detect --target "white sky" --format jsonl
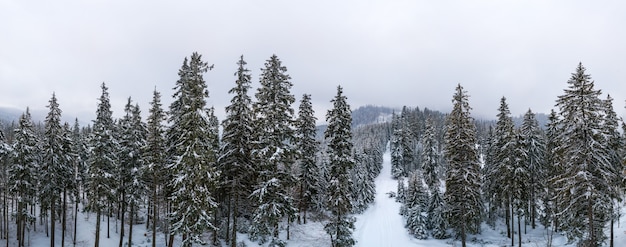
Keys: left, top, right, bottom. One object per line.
{"left": 2, "top": 0, "right": 626, "bottom": 123}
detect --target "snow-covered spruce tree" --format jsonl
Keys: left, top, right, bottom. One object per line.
{"left": 396, "top": 177, "right": 406, "bottom": 204}
{"left": 481, "top": 126, "right": 498, "bottom": 228}
{"left": 601, "top": 95, "right": 623, "bottom": 247}
{"left": 541, "top": 109, "right": 563, "bottom": 231}
{"left": 86, "top": 83, "right": 118, "bottom": 247}
{"left": 218, "top": 56, "right": 255, "bottom": 247}
{"left": 324, "top": 86, "right": 356, "bottom": 247}
{"left": 166, "top": 52, "right": 219, "bottom": 247}
{"left": 249, "top": 55, "right": 297, "bottom": 246}
{"left": 421, "top": 117, "right": 440, "bottom": 191}
{"left": 519, "top": 109, "right": 546, "bottom": 229}
{"left": 295, "top": 93, "right": 320, "bottom": 224}
{"left": 428, "top": 185, "right": 447, "bottom": 239}
{"left": 71, "top": 119, "right": 87, "bottom": 246}
{"left": 143, "top": 89, "right": 167, "bottom": 247}
{"left": 41, "top": 93, "right": 73, "bottom": 247}
{"left": 511, "top": 129, "right": 530, "bottom": 247}
{"left": 404, "top": 171, "right": 428, "bottom": 239}
{"left": 59, "top": 122, "right": 76, "bottom": 247}
{"left": 443, "top": 84, "right": 482, "bottom": 247}
{"left": 390, "top": 113, "right": 403, "bottom": 178}
{"left": 390, "top": 113, "right": 414, "bottom": 178}
{"left": 553, "top": 63, "right": 619, "bottom": 246}
{"left": 117, "top": 98, "right": 147, "bottom": 247}
{"left": 9, "top": 108, "right": 39, "bottom": 247}
{"left": 351, "top": 150, "right": 375, "bottom": 214}
{"left": 484, "top": 97, "right": 516, "bottom": 240}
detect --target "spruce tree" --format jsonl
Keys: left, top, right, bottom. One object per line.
{"left": 295, "top": 94, "right": 319, "bottom": 224}
{"left": 9, "top": 108, "right": 39, "bottom": 247}
{"left": 421, "top": 117, "right": 440, "bottom": 191}
{"left": 118, "top": 98, "right": 146, "bottom": 247}
{"left": 404, "top": 171, "right": 428, "bottom": 239}
{"left": 166, "top": 52, "right": 219, "bottom": 246}
{"left": 324, "top": 86, "right": 356, "bottom": 247}
{"left": 601, "top": 95, "right": 623, "bottom": 247}
{"left": 143, "top": 89, "right": 166, "bottom": 247}
{"left": 519, "top": 109, "right": 546, "bottom": 229}
{"left": 485, "top": 97, "right": 516, "bottom": 241}
{"left": 87, "top": 83, "right": 118, "bottom": 247}
{"left": 218, "top": 55, "right": 255, "bottom": 247}
{"left": 42, "top": 93, "right": 71, "bottom": 247}
{"left": 553, "top": 63, "right": 618, "bottom": 246}
{"left": 443, "top": 84, "right": 482, "bottom": 247}
{"left": 249, "top": 55, "right": 297, "bottom": 245}
{"left": 542, "top": 109, "right": 562, "bottom": 231}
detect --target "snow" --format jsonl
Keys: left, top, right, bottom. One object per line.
{"left": 5, "top": 144, "right": 626, "bottom": 247}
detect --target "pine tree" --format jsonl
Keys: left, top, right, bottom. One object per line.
{"left": 351, "top": 150, "right": 375, "bottom": 213}
{"left": 87, "top": 83, "right": 118, "bottom": 247}
{"left": 295, "top": 93, "right": 320, "bottom": 224}
{"left": 601, "top": 95, "right": 623, "bottom": 247}
{"left": 9, "top": 109, "right": 39, "bottom": 247}
{"left": 542, "top": 109, "right": 562, "bottom": 231}
{"left": 117, "top": 98, "right": 146, "bottom": 247}
{"left": 143, "top": 89, "right": 167, "bottom": 247}
{"left": 553, "top": 63, "right": 618, "bottom": 246}
{"left": 166, "top": 52, "right": 219, "bottom": 246}
{"left": 428, "top": 186, "right": 447, "bottom": 239}
{"left": 443, "top": 84, "right": 482, "bottom": 247}
{"left": 484, "top": 97, "right": 516, "bottom": 241}
{"left": 41, "top": 93, "right": 72, "bottom": 247}
{"left": 421, "top": 117, "right": 440, "bottom": 192}
{"left": 324, "top": 86, "right": 356, "bottom": 247}
{"left": 249, "top": 55, "right": 297, "bottom": 246}
{"left": 519, "top": 109, "right": 546, "bottom": 229}
{"left": 404, "top": 171, "right": 428, "bottom": 239}
{"left": 71, "top": 119, "right": 87, "bottom": 246}
{"left": 218, "top": 55, "right": 255, "bottom": 247}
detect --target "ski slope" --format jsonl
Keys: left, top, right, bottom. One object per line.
{"left": 353, "top": 147, "right": 416, "bottom": 246}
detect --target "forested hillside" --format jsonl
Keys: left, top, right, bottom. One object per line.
{"left": 0, "top": 56, "right": 625, "bottom": 247}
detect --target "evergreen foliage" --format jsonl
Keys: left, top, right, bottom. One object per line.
{"left": 8, "top": 109, "right": 39, "bottom": 247}
{"left": 219, "top": 55, "right": 255, "bottom": 247}
{"left": 166, "top": 52, "right": 219, "bottom": 246}
{"left": 295, "top": 94, "right": 320, "bottom": 224}
{"left": 443, "top": 84, "right": 482, "bottom": 247}
{"left": 324, "top": 86, "right": 356, "bottom": 247}
{"left": 403, "top": 171, "right": 428, "bottom": 239}
{"left": 553, "top": 63, "right": 620, "bottom": 246}
{"left": 86, "top": 83, "right": 118, "bottom": 247}
{"left": 249, "top": 55, "right": 297, "bottom": 245}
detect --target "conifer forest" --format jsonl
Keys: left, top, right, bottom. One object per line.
{"left": 1, "top": 53, "right": 626, "bottom": 247}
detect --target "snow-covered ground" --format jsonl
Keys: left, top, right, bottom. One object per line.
{"left": 354, "top": 145, "right": 626, "bottom": 247}
{"left": 4, "top": 146, "right": 626, "bottom": 246}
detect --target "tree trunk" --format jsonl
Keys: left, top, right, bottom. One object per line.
{"left": 107, "top": 205, "right": 111, "bottom": 238}
{"left": 226, "top": 194, "right": 231, "bottom": 242}
{"left": 62, "top": 189, "right": 67, "bottom": 247}
{"left": 511, "top": 205, "right": 514, "bottom": 247}
{"left": 152, "top": 185, "right": 157, "bottom": 247}
{"left": 51, "top": 199, "right": 56, "bottom": 247}
{"left": 119, "top": 204, "right": 125, "bottom": 247}
{"left": 610, "top": 217, "right": 614, "bottom": 247}
{"left": 74, "top": 198, "right": 78, "bottom": 246}
{"left": 587, "top": 197, "right": 596, "bottom": 244}
{"left": 95, "top": 210, "right": 101, "bottom": 247}
{"left": 506, "top": 201, "right": 511, "bottom": 238}
{"left": 168, "top": 234, "right": 175, "bottom": 247}
{"left": 231, "top": 195, "right": 238, "bottom": 247}
{"left": 128, "top": 202, "right": 134, "bottom": 247}
{"left": 517, "top": 214, "right": 521, "bottom": 247}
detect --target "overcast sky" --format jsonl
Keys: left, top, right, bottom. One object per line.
{"left": 2, "top": 0, "right": 626, "bottom": 124}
